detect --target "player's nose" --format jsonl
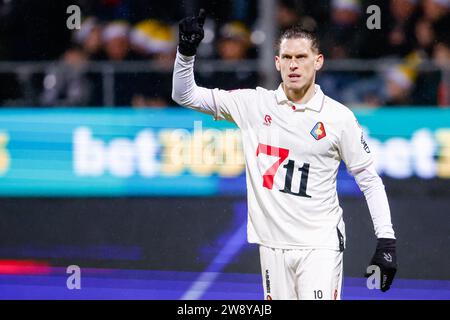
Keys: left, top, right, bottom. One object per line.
{"left": 289, "top": 59, "right": 298, "bottom": 70}
{"left": 289, "top": 62, "right": 298, "bottom": 70}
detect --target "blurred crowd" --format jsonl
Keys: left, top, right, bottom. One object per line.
{"left": 0, "top": 0, "right": 449, "bottom": 107}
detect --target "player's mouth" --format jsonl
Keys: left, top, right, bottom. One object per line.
{"left": 288, "top": 74, "right": 301, "bottom": 80}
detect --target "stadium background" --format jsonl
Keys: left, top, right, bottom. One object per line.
{"left": 0, "top": 0, "right": 449, "bottom": 299}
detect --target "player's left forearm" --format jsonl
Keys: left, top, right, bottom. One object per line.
{"left": 353, "top": 164, "right": 395, "bottom": 239}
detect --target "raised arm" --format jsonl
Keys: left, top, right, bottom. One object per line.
{"left": 172, "top": 52, "right": 218, "bottom": 117}
{"left": 171, "top": 9, "right": 218, "bottom": 117}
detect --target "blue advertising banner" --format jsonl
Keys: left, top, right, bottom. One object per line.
{"left": 0, "top": 107, "right": 448, "bottom": 196}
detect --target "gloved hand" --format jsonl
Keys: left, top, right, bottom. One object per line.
{"left": 178, "top": 9, "right": 206, "bottom": 56}
{"left": 365, "top": 238, "right": 397, "bottom": 292}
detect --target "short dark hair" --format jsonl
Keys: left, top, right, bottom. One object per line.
{"left": 276, "top": 26, "right": 320, "bottom": 54}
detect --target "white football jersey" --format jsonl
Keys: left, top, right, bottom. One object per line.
{"left": 211, "top": 84, "right": 373, "bottom": 250}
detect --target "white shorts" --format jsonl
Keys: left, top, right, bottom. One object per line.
{"left": 259, "top": 245, "right": 343, "bottom": 300}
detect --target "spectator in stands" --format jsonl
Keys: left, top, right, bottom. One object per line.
{"left": 322, "top": 0, "right": 363, "bottom": 59}
{"left": 197, "top": 21, "right": 259, "bottom": 91}
{"left": 40, "top": 46, "right": 92, "bottom": 107}
{"left": 384, "top": 64, "right": 417, "bottom": 105}
{"left": 358, "top": 0, "right": 418, "bottom": 58}
{"left": 433, "top": 40, "right": 450, "bottom": 106}
{"left": 343, "top": 63, "right": 418, "bottom": 107}
{"left": 409, "top": 16, "right": 442, "bottom": 105}
{"left": 410, "top": 5, "right": 449, "bottom": 105}
{"left": 1, "top": 0, "right": 449, "bottom": 107}
{"left": 130, "top": 19, "right": 177, "bottom": 107}
{"left": 198, "top": 0, "right": 258, "bottom": 27}
{"left": 411, "top": 0, "right": 448, "bottom": 55}
{"left": 413, "top": 38, "right": 450, "bottom": 106}
{"left": 102, "top": 20, "right": 134, "bottom": 61}
{"left": 73, "top": 17, "right": 104, "bottom": 60}
{"left": 130, "top": 20, "right": 176, "bottom": 60}
{"left": 433, "top": 34, "right": 450, "bottom": 66}
{"left": 71, "top": 17, "right": 104, "bottom": 106}
{"left": 277, "top": 0, "right": 302, "bottom": 31}
{"left": 276, "top": 0, "right": 318, "bottom": 34}
{"left": 385, "top": 0, "right": 419, "bottom": 57}
{"left": 340, "top": 53, "right": 421, "bottom": 107}
{"left": 422, "top": 0, "right": 449, "bottom": 22}
{"left": 338, "top": 74, "right": 386, "bottom": 107}
{"left": 415, "top": 18, "right": 436, "bottom": 56}
{"left": 217, "top": 22, "right": 252, "bottom": 61}
{"left": 101, "top": 20, "right": 140, "bottom": 106}
{"left": 416, "top": 1, "right": 450, "bottom": 58}
{"left": 317, "top": 0, "right": 363, "bottom": 103}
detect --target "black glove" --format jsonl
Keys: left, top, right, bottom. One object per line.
{"left": 365, "top": 238, "right": 397, "bottom": 292}
{"left": 178, "top": 9, "right": 206, "bottom": 56}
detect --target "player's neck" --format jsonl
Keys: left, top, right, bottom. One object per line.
{"left": 283, "top": 82, "right": 316, "bottom": 104}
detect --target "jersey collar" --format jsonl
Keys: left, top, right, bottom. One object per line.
{"left": 275, "top": 83, "right": 325, "bottom": 112}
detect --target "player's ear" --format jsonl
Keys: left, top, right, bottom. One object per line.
{"left": 275, "top": 56, "right": 281, "bottom": 72}
{"left": 314, "top": 53, "right": 324, "bottom": 71}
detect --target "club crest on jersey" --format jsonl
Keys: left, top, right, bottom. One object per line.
{"left": 263, "top": 114, "right": 272, "bottom": 126}
{"left": 310, "top": 122, "right": 326, "bottom": 140}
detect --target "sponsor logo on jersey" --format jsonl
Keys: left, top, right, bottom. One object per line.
{"left": 310, "top": 122, "right": 326, "bottom": 140}
{"left": 263, "top": 115, "right": 272, "bottom": 126}
{"left": 361, "top": 132, "right": 371, "bottom": 153}
{"left": 265, "top": 269, "right": 271, "bottom": 294}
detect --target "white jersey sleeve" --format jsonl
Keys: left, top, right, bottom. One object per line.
{"left": 353, "top": 164, "right": 396, "bottom": 239}
{"left": 338, "top": 111, "right": 373, "bottom": 172}
{"left": 172, "top": 50, "right": 255, "bottom": 127}
{"left": 338, "top": 110, "right": 395, "bottom": 239}
{"left": 171, "top": 51, "right": 217, "bottom": 116}
{"left": 211, "top": 88, "right": 256, "bottom": 127}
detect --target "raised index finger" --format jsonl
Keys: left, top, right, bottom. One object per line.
{"left": 197, "top": 8, "right": 206, "bottom": 27}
